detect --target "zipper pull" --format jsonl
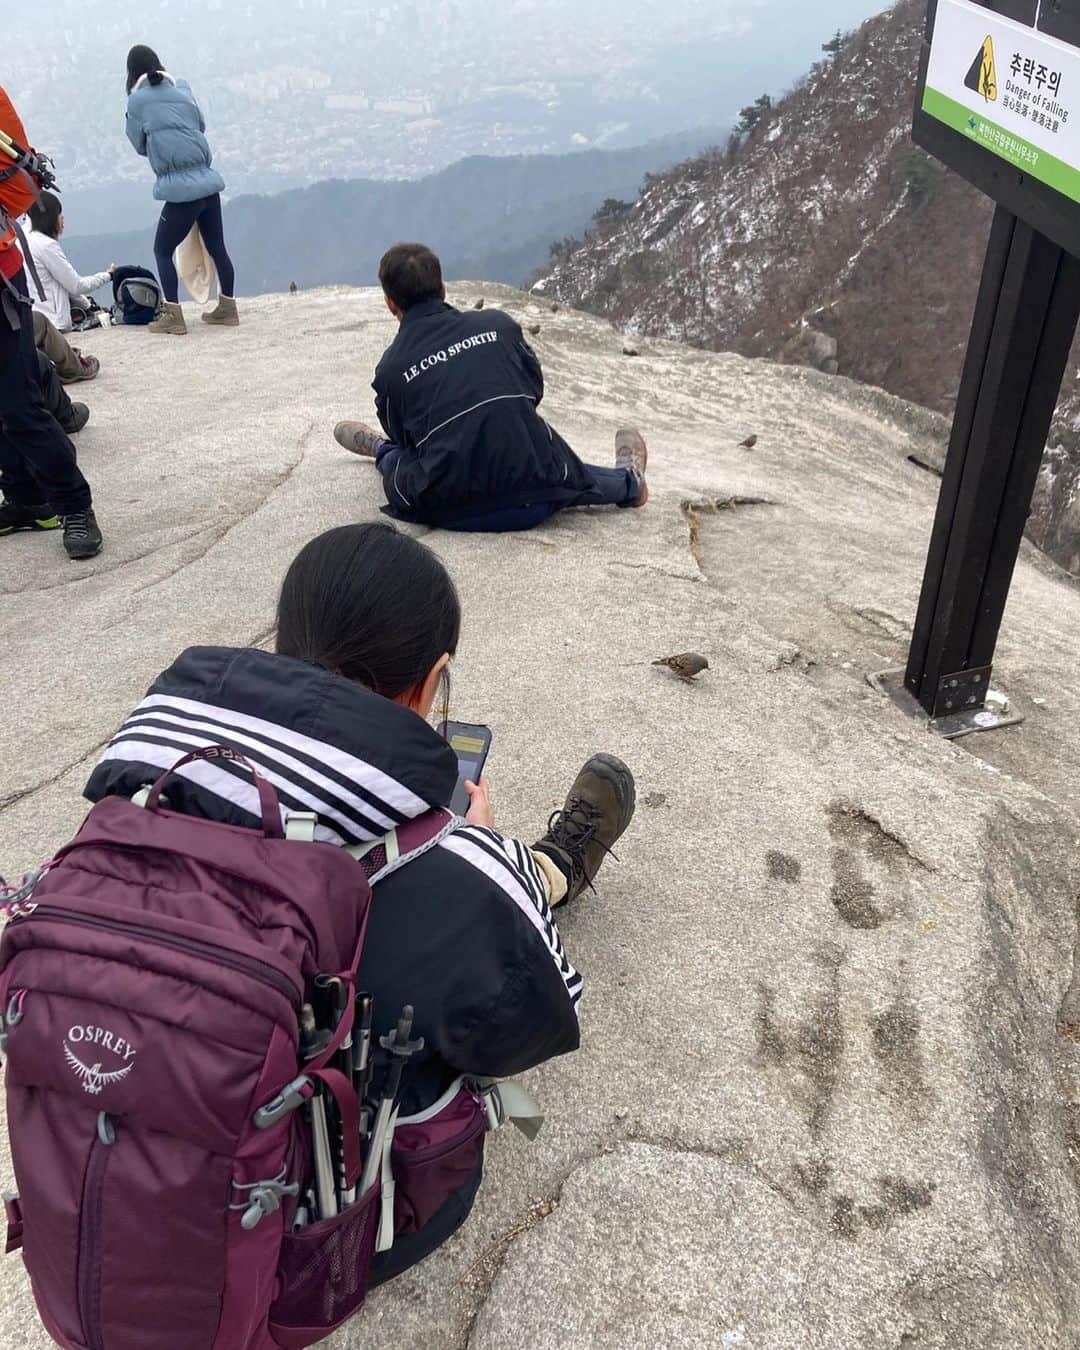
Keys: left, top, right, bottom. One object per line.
{"left": 0, "top": 989, "right": 27, "bottom": 1055}
{"left": 97, "top": 1112, "right": 117, "bottom": 1146}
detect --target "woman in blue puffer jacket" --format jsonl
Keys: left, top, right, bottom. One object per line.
{"left": 125, "top": 45, "right": 239, "bottom": 335}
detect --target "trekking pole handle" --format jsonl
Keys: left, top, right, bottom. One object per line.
{"left": 145, "top": 746, "right": 285, "bottom": 838}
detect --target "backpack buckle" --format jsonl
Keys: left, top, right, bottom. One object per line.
{"left": 253, "top": 1074, "right": 311, "bottom": 1129}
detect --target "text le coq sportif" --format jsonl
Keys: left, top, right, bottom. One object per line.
{"left": 402, "top": 330, "right": 499, "bottom": 384}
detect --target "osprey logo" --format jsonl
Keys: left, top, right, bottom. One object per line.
{"left": 64, "top": 1024, "right": 137, "bottom": 1095}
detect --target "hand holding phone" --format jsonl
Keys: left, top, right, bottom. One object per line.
{"left": 462, "top": 777, "right": 494, "bottom": 829}
{"left": 438, "top": 721, "right": 493, "bottom": 817}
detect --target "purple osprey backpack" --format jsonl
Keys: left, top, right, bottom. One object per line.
{"left": 0, "top": 748, "right": 493, "bottom": 1349}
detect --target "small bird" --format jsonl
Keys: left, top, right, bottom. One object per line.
{"left": 527, "top": 323, "right": 541, "bottom": 335}
{"left": 289, "top": 281, "right": 298, "bottom": 294}
{"left": 652, "top": 652, "right": 710, "bottom": 681}
{"left": 739, "top": 434, "right": 757, "bottom": 449}
{"left": 622, "top": 342, "right": 640, "bottom": 357}
{"left": 551, "top": 302, "right": 560, "bottom": 313}
{"left": 473, "top": 297, "right": 485, "bottom": 309}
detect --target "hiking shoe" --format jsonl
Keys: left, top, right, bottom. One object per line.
{"left": 615, "top": 428, "right": 648, "bottom": 507}
{"left": 334, "top": 420, "right": 388, "bottom": 459}
{"left": 0, "top": 501, "right": 60, "bottom": 535}
{"left": 61, "top": 509, "right": 103, "bottom": 560}
{"left": 59, "top": 402, "right": 90, "bottom": 435}
{"left": 202, "top": 296, "right": 239, "bottom": 327}
{"left": 59, "top": 353, "right": 100, "bottom": 385}
{"left": 149, "top": 302, "right": 187, "bottom": 335}
{"left": 534, "top": 754, "right": 636, "bottom": 903}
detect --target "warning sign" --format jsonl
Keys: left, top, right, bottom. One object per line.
{"left": 963, "top": 35, "right": 998, "bottom": 101}
{"left": 920, "top": 0, "right": 1080, "bottom": 207}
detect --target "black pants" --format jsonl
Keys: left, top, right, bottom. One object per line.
{"left": 36, "top": 351, "right": 78, "bottom": 430}
{"left": 0, "top": 269, "right": 91, "bottom": 515}
{"left": 154, "top": 194, "right": 236, "bottom": 303}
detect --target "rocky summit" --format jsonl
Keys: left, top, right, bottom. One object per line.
{"left": 2, "top": 287, "right": 1080, "bottom": 1348}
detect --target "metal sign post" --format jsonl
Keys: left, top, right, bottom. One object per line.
{"left": 902, "top": 209, "right": 1080, "bottom": 725}
{"left": 873, "top": 0, "right": 1080, "bottom": 736}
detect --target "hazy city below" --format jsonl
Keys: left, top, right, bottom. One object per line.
{"left": 15, "top": 0, "right": 887, "bottom": 233}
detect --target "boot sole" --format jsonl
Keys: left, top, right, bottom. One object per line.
{"left": 201, "top": 318, "right": 240, "bottom": 326}
{"left": 0, "top": 517, "right": 61, "bottom": 535}
{"left": 64, "top": 540, "right": 103, "bottom": 560}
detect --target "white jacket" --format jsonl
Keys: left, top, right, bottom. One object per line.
{"left": 21, "top": 226, "right": 110, "bottom": 332}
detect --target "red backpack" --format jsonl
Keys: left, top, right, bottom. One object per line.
{"left": 0, "top": 748, "right": 499, "bottom": 1349}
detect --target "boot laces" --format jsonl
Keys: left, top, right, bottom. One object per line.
{"left": 62, "top": 511, "right": 91, "bottom": 539}
{"left": 545, "top": 795, "right": 618, "bottom": 892}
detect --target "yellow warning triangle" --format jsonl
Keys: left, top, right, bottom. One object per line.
{"left": 964, "top": 36, "right": 998, "bottom": 102}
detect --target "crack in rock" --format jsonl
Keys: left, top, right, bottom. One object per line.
{"left": 0, "top": 736, "right": 111, "bottom": 816}
{"left": 132, "top": 421, "right": 316, "bottom": 600}
{"left": 681, "top": 495, "right": 776, "bottom": 572}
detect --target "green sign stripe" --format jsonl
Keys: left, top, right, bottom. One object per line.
{"left": 922, "top": 86, "right": 1080, "bottom": 205}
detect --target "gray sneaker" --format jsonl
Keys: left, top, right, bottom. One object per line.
{"left": 334, "top": 420, "right": 389, "bottom": 458}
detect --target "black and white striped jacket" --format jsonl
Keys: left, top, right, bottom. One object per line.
{"left": 84, "top": 647, "right": 582, "bottom": 1271}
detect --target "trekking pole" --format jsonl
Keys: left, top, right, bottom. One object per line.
{"left": 299, "top": 1004, "right": 337, "bottom": 1221}
{"left": 0, "top": 131, "right": 57, "bottom": 191}
{"left": 358, "top": 1006, "right": 424, "bottom": 1196}
{"left": 324, "top": 978, "right": 357, "bottom": 1208}
{"left": 352, "top": 994, "right": 374, "bottom": 1138}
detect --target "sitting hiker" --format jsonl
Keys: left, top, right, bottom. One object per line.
{"left": 82, "top": 521, "right": 636, "bottom": 1290}
{"left": 33, "top": 310, "right": 99, "bottom": 385}
{"left": 0, "top": 84, "right": 103, "bottom": 559}
{"left": 24, "top": 191, "right": 114, "bottom": 338}
{"left": 35, "top": 347, "right": 89, "bottom": 436}
{"left": 334, "top": 242, "right": 649, "bottom": 531}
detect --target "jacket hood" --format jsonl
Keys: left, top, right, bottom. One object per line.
{"left": 85, "top": 646, "right": 459, "bottom": 846}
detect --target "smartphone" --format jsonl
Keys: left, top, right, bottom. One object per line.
{"left": 438, "top": 721, "right": 493, "bottom": 816}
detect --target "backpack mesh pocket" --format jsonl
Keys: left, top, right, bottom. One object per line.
{"left": 269, "top": 1185, "right": 379, "bottom": 1349}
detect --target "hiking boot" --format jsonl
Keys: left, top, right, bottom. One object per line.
{"left": 202, "top": 296, "right": 239, "bottom": 327}
{"left": 0, "top": 501, "right": 60, "bottom": 535}
{"left": 61, "top": 509, "right": 103, "bottom": 560}
{"left": 149, "top": 302, "right": 187, "bottom": 335}
{"left": 334, "top": 420, "right": 388, "bottom": 459}
{"left": 59, "top": 353, "right": 100, "bottom": 384}
{"left": 59, "top": 402, "right": 90, "bottom": 435}
{"left": 615, "top": 428, "right": 649, "bottom": 507}
{"left": 534, "top": 754, "right": 636, "bottom": 903}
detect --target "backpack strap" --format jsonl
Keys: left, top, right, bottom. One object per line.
{"left": 343, "top": 808, "right": 457, "bottom": 885}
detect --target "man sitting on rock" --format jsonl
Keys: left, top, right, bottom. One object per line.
{"left": 334, "top": 242, "right": 649, "bottom": 532}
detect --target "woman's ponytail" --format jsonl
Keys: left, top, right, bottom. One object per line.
{"left": 126, "top": 44, "right": 165, "bottom": 95}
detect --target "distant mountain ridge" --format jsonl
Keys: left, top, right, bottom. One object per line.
{"left": 531, "top": 0, "right": 1080, "bottom": 574}
{"left": 62, "top": 133, "right": 720, "bottom": 297}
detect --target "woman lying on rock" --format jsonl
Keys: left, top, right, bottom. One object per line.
{"left": 334, "top": 242, "right": 650, "bottom": 532}
{"left": 83, "top": 520, "right": 636, "bottom": 1287}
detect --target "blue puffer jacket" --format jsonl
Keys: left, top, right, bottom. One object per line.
{"left": 125, "top": 74, "right": 226, "bottom": 203}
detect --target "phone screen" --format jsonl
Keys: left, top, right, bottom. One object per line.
{"left": 439, "top": 722, "right": 492, "bottom": 815}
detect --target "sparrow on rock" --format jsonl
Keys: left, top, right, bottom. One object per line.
{"left": 739, "top": 434, "right": 758, "bottom": 448}
{"left": 473, "top": 297, "right": 485, "bottom": 309}
{"left": 652, "top": 652, "right": 710, "bottom": 681}
{"left": 527, "top": 323, "right": 542, "bottom": 335}
{"left": 289, "top": 281, "right": 298, "bottom": 294}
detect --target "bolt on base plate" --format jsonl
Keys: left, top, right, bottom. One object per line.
{"left": 866, "top": 668, "right": 1024, "bottom": 740}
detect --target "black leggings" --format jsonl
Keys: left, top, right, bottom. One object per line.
{"left": 154, "top": 194, "right": 236, "bottom": 303}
